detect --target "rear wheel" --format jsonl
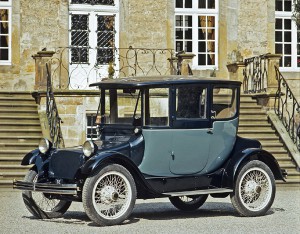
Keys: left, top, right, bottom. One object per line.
{"left": 83, "top": 164, "right": 137, "bottom": 226}
{"left": 22, "top": 170, "right": 72, "bottom": 219}
{"left": 230, "top": 160, "right": 275, "bottom": 216}
{"left": 169, "top": 194, "right": 208, "bottom": 211}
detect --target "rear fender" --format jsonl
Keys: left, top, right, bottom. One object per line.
{"left": 223, "top": 148, "right": 285, "bottom": 188}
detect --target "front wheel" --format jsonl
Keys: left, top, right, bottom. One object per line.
{"left": 82, "top": 164, "right": 137, "bottom": 226}
{"left": 230, "top": 160, "right": 276, "bottom": 217}
{"left": 22, "top": 170, "right": 72, "bottom": 219}
{"left": 169, "top": 194, "right": 208, "bottom": 211}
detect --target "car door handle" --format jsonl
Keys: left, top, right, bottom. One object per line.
{"left": 207, "top": 128, "right": 213, "bottom": 134}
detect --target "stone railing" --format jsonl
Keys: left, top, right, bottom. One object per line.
{"left": 274, "top": 66, "right": 300, "bottom": 151}
{"left": 227, "top": 53, "right": 281, "bottom": 94}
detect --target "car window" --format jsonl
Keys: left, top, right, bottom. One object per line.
{"left": 144, "top": 88, "right": 169, "bottom": 126}
{"left": 212, "top": 87, "right": 237, "bottom": 119}
{"left": 176, "top": 86, "right": 207, "bottom": 119}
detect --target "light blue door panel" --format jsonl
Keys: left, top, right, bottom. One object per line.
{"left": 169, "top": 129, "right": 210, "bottom": 175}
{"left": 203, "top": 117, "right": 238, "bottom": 173}
{"left": 139, "top": 129, "right": 172, "bottom": 176}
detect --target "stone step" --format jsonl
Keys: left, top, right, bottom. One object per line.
{"left": 0, "top": 129, "right": 42, "bottom": 137}
{"left": 0, "top": 142, "right": 39, "bottom": 150}
{"left": 0, "top": 171, "right": 27, "bottom": 180}
{"left": 0, "top": 108, "right": 38, "bottom": 116}
{"left": 0, "top": 135, "right": 41, "bottom": 144}
{"left": 0, "top": 164, "right": 30, "bottom": 172}
{"left": 238, "top": 135, "right": 280, "bottom": 141}
{"left": 238, "top": 129, "right": 276, "bottom": 134}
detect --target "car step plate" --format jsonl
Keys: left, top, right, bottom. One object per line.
{"left": 163, "top": 188, "right": 233, "bottom": 197}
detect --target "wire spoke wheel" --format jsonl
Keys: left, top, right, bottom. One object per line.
{"left": 22, "top": 170, "right": 71, "bottom": 219}
{"left": 83, "top": 164, "right": 136, "bottom": 226}
{"left": 169, "top": 194, "right": 208, "bottom": 211}
{"left": 231, "top": 160, "right": 275, "bottom": 217}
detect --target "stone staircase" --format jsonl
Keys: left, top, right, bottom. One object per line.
{"left": 238, "top": 95, "right": 300, "bottom": 185}
{"left": 0, "top": 92, "right": 42, "bottom": 188}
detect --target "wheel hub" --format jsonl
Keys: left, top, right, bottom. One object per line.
{"left": 100, "top": 186, "right": 119, "bottom": 203}
{"left": 245, "top": 180, "right": 260, "bottom": 194}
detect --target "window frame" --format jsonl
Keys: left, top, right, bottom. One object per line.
{"left": 174, "top": 0, "right": 219, "bottom": 70}
{"left": 275, "top": 0, "right": 300, "bottom": 71}
{"left": 0, "top": 0, "right": 12, "bottom": 65}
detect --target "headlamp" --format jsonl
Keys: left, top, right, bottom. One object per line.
{"left": 83, "top": 140, "right": 98, "bottom": 157}
{"left": 38, "top": 138, "right": 52, "bottom": 154}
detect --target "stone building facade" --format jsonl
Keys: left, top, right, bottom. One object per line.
{"left": 0, "top": 0, "right": 299, "bottom": 146}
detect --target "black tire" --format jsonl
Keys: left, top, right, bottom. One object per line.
{"left": 82, "top": 164, "right": 137, "bottom": 226}
{"left": 22, "top": 170, "right": 72, "bottom": 219}
{"left": 169, "top": 194, "right": 208, "bottom": 211}
{"left": 230, "top": 160, "right": 276, "bottom": 217}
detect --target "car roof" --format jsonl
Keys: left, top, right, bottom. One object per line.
{"left": 90, "top": 75, "right": 242, "bottom": 89}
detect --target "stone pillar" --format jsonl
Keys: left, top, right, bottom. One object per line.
{"left": 265, "top": 54, "right": 281, "bottom": 94}
{"left": 177, "top": 53, "right": 195, "bottom": 75}
{"left": 226, "top": 61, "right": 246, "bottom": 82}
{"left": 32, "top": 51, "right": 55, "bottom": 90}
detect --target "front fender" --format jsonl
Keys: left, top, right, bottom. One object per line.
{"left": 21, "top": 149, "right": 40, "bottom": 165}
{"left": 223, "top": 148, "right": 285, "bottom": 188}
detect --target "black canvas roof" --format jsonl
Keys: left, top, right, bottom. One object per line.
{"left": 90, "top": 75, "right": 241, "bottom": 89}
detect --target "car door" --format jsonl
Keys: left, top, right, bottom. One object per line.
{"left": 204, "top": 86, "right": 239, "bottom": 173}
{"left": 169, "top": 85, "right": 211, "bottom": 175}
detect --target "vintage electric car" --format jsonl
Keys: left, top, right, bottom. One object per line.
{"left": 13, "top": 76, "right": 286, "bottom": 226}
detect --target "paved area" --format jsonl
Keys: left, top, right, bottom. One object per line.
{"left": 1, "top": 186, "right": 299, "bottom": 234}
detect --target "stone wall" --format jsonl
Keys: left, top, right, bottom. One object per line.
{"left": 0, "top": 0, "right": 69, "bottom": 91}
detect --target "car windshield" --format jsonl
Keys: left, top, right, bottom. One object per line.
{"left": 97, "top": 88, "right": 142, "bottom": 126}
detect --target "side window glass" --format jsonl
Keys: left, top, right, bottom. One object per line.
{"left": 212, "top": 87, "right": 237, "bottom": 119}
{"left": 144, "top": 88, "right": 169, "bottom": 126}
{"left": 176, "top": 86, "right": 207, "bottom": 119}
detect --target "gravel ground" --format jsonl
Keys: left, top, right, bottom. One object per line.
{"left": 0, "top": 186, "right": 299, "bottom": 234}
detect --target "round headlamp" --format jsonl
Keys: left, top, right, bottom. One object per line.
{"left": 38, "top": 138, "right": 52, "bottom": 154}
{"left": 83, "top": 140, "right": 97, "bottom": 157}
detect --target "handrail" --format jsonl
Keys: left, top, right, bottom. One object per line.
{"left": 274, "top": 66, "right": 300, "bottom": 151}
{"left": 45, "top": 64, "right": 65, "bottom": 148}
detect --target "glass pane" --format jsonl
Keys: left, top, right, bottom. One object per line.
{"left": 145, "top": 88, "right": 169, "bottom": 126}
{"left": 284, "top": 0, "right": 292, "bottom": 12}
{"left": 176, "top": 28, "right": 183, "bottom": 39}
{"left": 198, "top": 41, "right": 206, "bottom": 52}
{"left": 297, "top": 57, "right": 300, "bottom": 67}
{"left": 208, "top": 0, "right": 215, "bottom": 9}
{"left": 97, "top": 48, "right": 114, "bottom": 64}
{"left": 284, "top": 56, "right": 291, "bottom": 66}
{"left": 0, "top": 48, "right": 8, "bottom": 60}
{"left": 275, "top": 18, "right": 282, "bottom": 29}
{"left": 207, "top": 41, "right": 215, "bottom": 52}
{"left": 284, "top": 19, "right": 291, "bottom": 30}
{"left": 97, "top": 31, "right": 114, "bottom": 47}
{"left": 176, "top": 15, "right": 183, "bottom": 27}
{"left": 71, "top": 48, "right": 88, "bottom": 63}
{"left": 213, "top": 88, "right": 236, "bottom": 119}
{"left": 207, "top": 16, "right": 215, "bottom": 27}
{"left": 97, "top": 15, "right": 114, "bottom": 31}
{"left": 185, "top": 0, "right": 192, "bottom": 8}
{"left": 275, "top": 31, "right": 282, "bottom": 42}
{"left": 176, "top": 86, "right": 207, "bottom": 119}
{"left": 185, "top": 28, "right": 192, "bottom": 39}
{"left": 198, "top": 0, "right": 206, "bottom": 8}
{"left": 199, "top": 29, "right": 206, "bottom": 40}
{"left": 71, "top": 31, "right": 89, "bottom": 46}
{"left": 198, "top": 16, "right": 206, "bottom": 27}
{"left": 284, "top": 31, "right": 291, "bottom": 42}
{"left": 185, "top": 16, "right": 192, "bottom": 27}
{"left": 0, "top": 35, "right": 8, "bottom": 47}
{"left": 71, "top": 14, "right": 89, "bottom": 30}
{"left": 275, "top": 0, "right": 283, "bottom": 11}
{"left": 207, "top": 30, "right": 215, "bottom": 40}
{"left": 186, "top": 41, "right": 192, "bottom": 52}
{"left": 284, "top": 44, "right": 291, "bottom": 54}
{"left": 176, "top": 0, "right": 183, "bottom": 8}
{"left": 176, "top": 41, "right": 183, "bottom": 51}
{"left": 275, "top": 43, "right": 282, "bottom": 53}
{"left": 297, "top": 44, "right": 300, "bottom": 54}
{"left": 198, "top": 53, "right": 206, "bottom": 65}
{"left": 207, "top": 54, "right": 215, "bottom": 65}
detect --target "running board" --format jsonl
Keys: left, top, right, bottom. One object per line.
{"left": 163, "top": 188, "right": 233, "bottom": 197}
